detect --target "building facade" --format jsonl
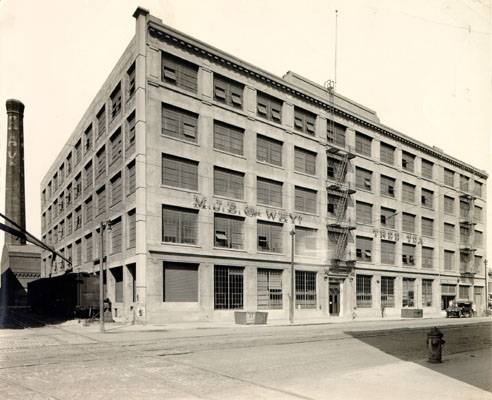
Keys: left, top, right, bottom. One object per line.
{"left": 40, "top": 8, "right": 488, "bottom": 323}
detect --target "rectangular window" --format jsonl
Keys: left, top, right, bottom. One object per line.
{"left": 110, "top": 83, "right": 122, "bottom": 120}
{"left": 214, "top": 266, "right": 243, "bottom": 310}
{"left": 162, "top": 103, "right": 198, "bottom": 142}
{"left": 474, "top": 181, "right": 483, "bottom": 197}
{"left": 162, "top": 206, "right": 198, "bottom": 245}
{"left": 66, "top": 153, "right": 72, "bottom": 176}
{"left": 127, "top": 209, "right": 136, "bottom": 249}
{"left": 402, "top": 213, "right": 416, "bottom": 233}
{"left": 111, "top": 217, "right": 122, "bottom": 254}
{"left": 294, "top": 106, "right": 316, "bottom": 135}
{"left": 257, "top": 177, "right": 282, "bottom": 207}
{"left": 214, "top": 167, "right": 244, "bottom": 200}
{"left": 421, "top": 188, "right": 433, "bottom": 208}
{"left": 85, "top": 233, "right": 93, "bottom": 263}
{"left": 127, "top": 160, "right": 136, "bottom": 195}
{"left": 356, "top": 275, "right": 372, "bottom": 308}
{"left": 110, "top": 173, "right": 122, "bottom": 206}
{"left": 294, "top": 186, "right": 317, "bottom": 214}
{"left": 460, "top": 175, "right": 469, "bottom": 192}
{"left": 163, "top": 262, "right": 198, "bottom": 302}
{"left": 421, "top": 159, "right": 433, "bottom": 179}
{"left": 162, "top": 154, "right": 198, "bottom": 191}
{"left": 111, "top": 267, "right": 123, "bottom": 303}
{"left": 256, "top": 134, "right": 282, "bottom": 166}
{"left": 380, "top": 207, "right": 396, "bottom": 229}
{"left": 421, "top": 217, "right": 434, "bottom": 237}
{"left": 74, "top": 174, "right": 82, "bottom": 199}
{"left": 402, "top": 244, "right": 416, "bottom": 266}
{"left": 326, "top": 121, "right": 345, "bottom": 147}
{"left": 459, "top": 285, "right": 470, "bottom": 300}
{"left": 294, "top": 147, "right": 317, "bottom": 175}
{"left": 402, "top": 151, "right": 415, "bottom": 172}
{"left": 214, "top": 214, "right": 244, "bottom": 249}
{"left": 356, "top": 201, "right": 372, "bottom": 225}
{"left": 402, "top": 182, "right": 416, "bottom": 203}
{"left": 161, "top": 52, "right": 198, "bottom": 93}
{"left": 96, "top": 146, "right": 106, "bottom": 177}
{"left": 66, "top": 213, "right": 72, "bottom": 235}
{"left": 97, "top": 186, "right": 106, "bottom": 215}
{"left": 460, "top": 252, "right": 471, "bottom": 272}
{"left": 257, "top": 269, "right": 283, "bottom": 310}
{"left": 127, "top": 62, "right": 136, "bottom": 98}
{"left": 75, "top": 239, "right": 82, "bottom": 265}
{"left": 213, "top": 74, "right": 244, "bottom": 108}
{"left": 444, "top": 250, "right": 455, "bottom": 271}
{"left": 110, "top": 129, "right": 123, "bottom": 164}
{"left": 355, "top": 132, "right": 372, "bottom": 156}
{"left": 380, "top": 175, "right": 395, "bottom": 197}
{"left": 214, "top": 121, "right": 244, "bottom": 155}
{"left": 444, "top": 168, "right": 454, "bottom": 187}
{"left": 84, "top": 197, "right": 93, "bottom": 223}
{"left": 474, "top": 206, "right": 482, "bottom": 223}
{"left": 355, "top": 167, "right": 372, "bottom": 191}
{"left": 327, "top": 155, "right": 345, "bottom": 181}
{"left": 295, "top": 270, "right": 317, "bottom": 309}
{"left": 460, "top": 200, "right": 470, "bottom": 219}
{"left": 381, "top": 277, "right": 395, "bottom": 307}
{"left": 97, "top": 106, "right": 106, "bottom": 138}
{"left": 422, "top": 247, "right": 434, "bottom": 268}
{"left": 295, "top": 227, "right": 317, "bottom": 256}
{"left": 474, "top": 256, "right": 483, "bottom": 273}
{"left": 74, "top": 139, "right": 82, "bottom": 165}
{"left": 422, "top": 280, "right": 433, "bottom": 307}
{"left": 356, "top": 236, "right": 372, "bottom": 262}
{"left": 444, "top": 196, "right": 454, "bottom": 215}
{"left": 84, "top": 125, "right": 93, "bottom": 154}
{"left": 126, "top": 112, "right": 136, "bottom": 153}
{"left": 84, "top": 162, "right": 93, "bottom": 190}
{"left": 402, "top": 278, "right": 415, "bottom": 307}
{"left": 74, "top": 206, "right": 82, "bottom": 231}
{"left": 257, "top": 221, "right": 283, "bottom": 253}
{"left": 380, "top": 142, "right": 395, "bottom": 165}
{"left": 256, "top": 91, "right": 282, "bottom": 123}
{"left": 460, "top": 226, "right": 470, "bottom": 243}
{"left": 381, "top": 240, "right": 395, "bottom": 264}
{"left": 128, "top": 264, "right": 136, "bottom": 302}
{"left": 474, "top": 230, "right": 483, "bottom": 248}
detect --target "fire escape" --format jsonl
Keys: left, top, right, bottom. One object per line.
{"left": 459, "top": 190, "right": 476, "bottom": 278}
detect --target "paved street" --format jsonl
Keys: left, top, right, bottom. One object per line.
{"left": 0, "top": 314, "right": 491, "bottom": 400}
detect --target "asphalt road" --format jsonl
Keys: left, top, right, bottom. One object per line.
{"left": 0, "top": 314, "right": 491, "bottom": 400}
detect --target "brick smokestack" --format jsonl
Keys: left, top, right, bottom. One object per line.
{"left": 5, "top": 99, "right": 26, "bottom": 245}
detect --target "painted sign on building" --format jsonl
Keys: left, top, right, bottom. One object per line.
{"left": 373, "top": 228, "right": 422, "bottom": 245}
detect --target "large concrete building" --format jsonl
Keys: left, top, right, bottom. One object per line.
{"left": 39, "top": 8, "right": 488, "bottom": 323}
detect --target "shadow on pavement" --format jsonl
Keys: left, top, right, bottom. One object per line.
{"left": 0, "top": 308, "right": 72, "bottom": 329}
{"left": 345, "top": 322, "right": 492, "bottom": 392}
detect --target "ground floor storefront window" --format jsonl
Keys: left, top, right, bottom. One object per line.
{"left": 441, "top": 284, "right": 456, "bottom": 310}
{"left": 214, "top": 266, "right": 244, "bottom": 309}
{"left": 356, "top": 275, "right": 372, "bottom": 308}
{"left": 163, "top": 262, "right": 198, "bottom": 302}
{"left": 402, "top": 278, "right": 415, "bottom": 307}
{"left": 422, "top": 279, "right": 433, "bottom": 307}
{"left": 295, "top": 270, "right": 316, "bottom": 309}
{"left": 380, "top": 277, "right": 394, "bottom": 307}
{"left": 257, "top": 268, "right": 283, "bottom": 310}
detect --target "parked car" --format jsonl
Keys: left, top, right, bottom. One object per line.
{"left": 446, "top": 301, "right": 473, "bottom": 318}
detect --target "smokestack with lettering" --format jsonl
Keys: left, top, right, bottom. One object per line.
{"left": 5, "top": 99, "right": 26, "bottom": 244}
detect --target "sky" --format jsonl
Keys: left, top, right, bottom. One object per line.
{"left": 0, "top": 0, "right": 491, "bottom": 253}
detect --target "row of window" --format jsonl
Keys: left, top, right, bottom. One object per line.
{"left": 355, "top": 236, "right": 484, "bottom": 271}
{"left": 47, "top": 209, "right": 136, "bottom": 272}
{"left": 161, "top": 50, "right": 484, "bottom": 196}
{"left": 43, "top": 163, "right": 136, "bottom": 241}
{"left": 42, "top": 62, "right": 136, "bottom": 207}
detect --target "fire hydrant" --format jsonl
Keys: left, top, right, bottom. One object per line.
{"left": 427, "top": 327, "right": 445, "bottom": 363}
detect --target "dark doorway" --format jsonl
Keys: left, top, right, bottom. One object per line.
{"left": 329, "top": 282, "right": 340, "bottom": 316}
{"left": 441, "top": 295, "right": 455, "bottom": 310}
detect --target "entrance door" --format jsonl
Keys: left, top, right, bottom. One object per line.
{"left": 441, "top": 295, "right": 455, "bottom": 310}
{"left": 329, "top": 282, "right": 340, "bottom": 316}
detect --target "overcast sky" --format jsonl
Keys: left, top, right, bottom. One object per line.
{"left": 0, "top": 0, "right": 490, "bottom": 252}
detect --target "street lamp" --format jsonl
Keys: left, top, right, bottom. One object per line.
{"left": 99, "top": 220, "right": 112, "bottom": 333}
{"left": 290, "top": 229, "right": 296, "bottom": 324}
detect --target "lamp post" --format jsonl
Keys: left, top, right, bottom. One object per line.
{"left": 290, "top": 229, "right": 296, "bottom": 324}
{"left": 99, "top": 220, "right": 112, "bottom": 333}
{"left": 485, "top": 259, "right": 489, "bottom": 311}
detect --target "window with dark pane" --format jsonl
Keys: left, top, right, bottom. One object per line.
{"left": 110, "top": 83, "right": 122, "bottom": 120}
{"left": 213, "top": 120, "right": 244, "bottom": 155}
{"left": 257, "top": 177, "right": 282, "bottom": 207}
{"left": 163, "top": 262, "right": 198, "bottom": 302}
{"left": 327, "top": 120, "right": 346, "bottom": 147}
{"left": 214, "top": 214, "right": 244, "bottom": 249}
{"left": 294, "top": 186, "right": 317, "bottom": 214}
{"left": 355, "top": 132, "right": 372, "bottom": 156}
{"left": 162, "top": 103, "right": 198, "bottom": 142}
{"left": 213, "top": 74, "right": 243, "bottom": 108}
{"left": 294, "top": 106, "right": 316, "bottom": 135}
{"left": 162, "top": 154, "right": 198, "bottom": 191}
{"left": 214, "top": 167, "right": 244, "bottom": 200}
{"left": 162, "top": 206, "right": 198, "bottom": 244}
{"left": 356, "top": 275, "right": 372, "bottom": 307}
{"left": 161, "top": 52, "right": 198, "bottom": 93}
{"left": 257, "top": 269, "right": 283, "bottom": 310}
{"left": 214, "top": 266, "right": 243, "bottom": 310}
{"left": 256, "top": 134, "right": 282, "bottom": 166}
{"left": 294, "top": 147, "right": 316, "bottom": 175}
{"left": 295, "top": 270, "right": 316, "bottom": 309}
{"left": 257, "top": 220, "right": 283, "bottom": 253}
{"left": 256, "top": 91, "right": 282, "bottom": 123}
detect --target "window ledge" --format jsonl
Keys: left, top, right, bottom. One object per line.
{"left": 380, "top": 194, "right": 396, "bottom": 200}
{"left": 294, "top": 210, "right": 319, "bottom": 217}
{"left": 256, "top": 203, "right": 284, "bottom": 210}
{"left": 160, "top": 184, "right": 199, "bottom": 194}
{"left": 213, "top": 247, "right": 247, "bottom": 253}
{"left": 161, "top": 242, "right": 201, "bottom": 248}
{"left": 257, "top": 251, "right": 285, "bottom": 256}
{"left": 256, "top": 160, "right": 284, "bottom": 170}
{"left": 161, "top": 133, "right": 200, "bottom": 147}
{"left": 356, "top": 187, "right": 373, "bottom": 194}
{"left": 356, "top": 222, "right": 374, "bottom": 227}
{"left": 213, "top": 148, "right": 246, "bottom": 159}
{"left": 213, "top": 194, "right": 246, "bottom": 203}
{"left": 294, "top": 170, "right": 317, "bottom": 179}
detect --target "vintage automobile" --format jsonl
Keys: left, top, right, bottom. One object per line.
{"left": 446, "top": 301, "right": 473, "bottom": 318}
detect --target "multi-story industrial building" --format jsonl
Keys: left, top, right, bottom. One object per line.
{"left": 39, "top": 8, "right": 488, "bottom": 323}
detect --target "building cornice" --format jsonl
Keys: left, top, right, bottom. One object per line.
{"left": 148, "top": 21, "right": 487, "bottom": 180}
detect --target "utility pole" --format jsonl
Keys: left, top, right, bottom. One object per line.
{"left": 99, "top": 220, "right": 112, "bottom": 333}
{"left": 485, "top": 259, "right": 489, "bottom": 311}
{"left": 290, "top": 229, "right": 296, "bottom": 324}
